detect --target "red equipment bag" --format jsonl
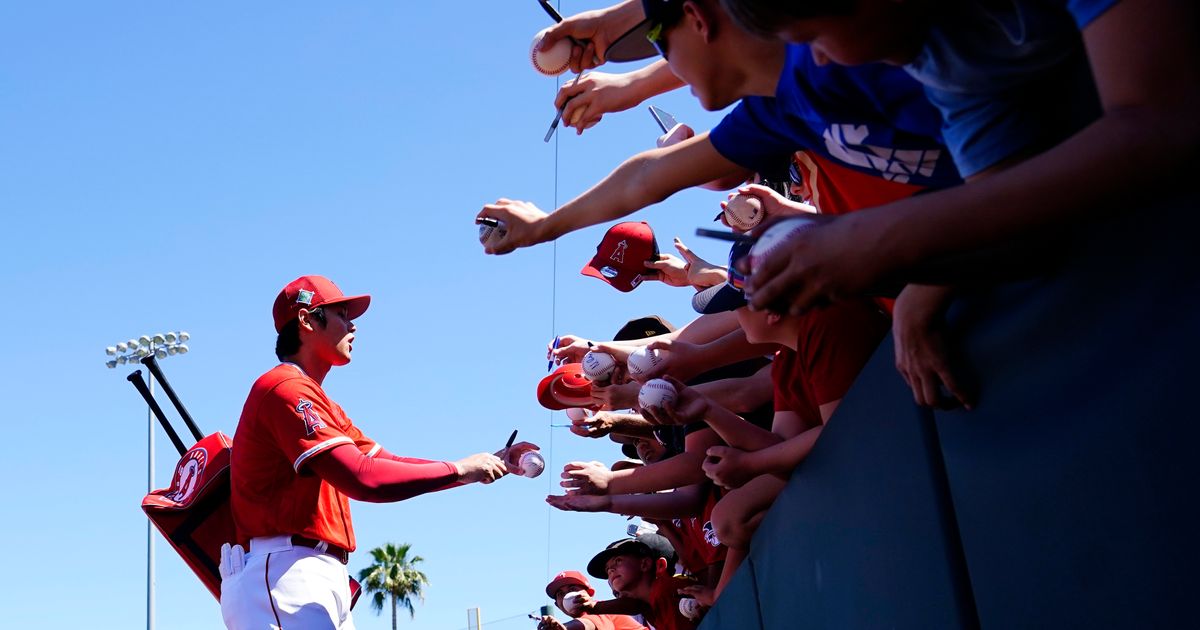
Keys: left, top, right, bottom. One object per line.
{"left": 142, "top": 432, "right": 234, "bottom": 601}
{"left": 141, "top": 432, "right": 362, "bottom": 606}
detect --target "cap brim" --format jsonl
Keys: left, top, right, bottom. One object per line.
{"left": 537, "top": 373, "right": 570, "bottom": 410}
{"left": 580, "top": 261, "right": 640, "bottom": 293}
{"left": 691, "top": 284, "right": 746, "bottom": 314}
{"left": 545, "top": 577, "right": 593, "bottom": 599}
{"left": 586, "top": 540, "right": 644, "bottom": 579}
{"left": 322, "top": 294, "right": 371, "bottom": 321}
{"left": 605, "top": 19, "right": 658, "bottom": 62}
{"left": 621, "top": 442, "right": 639, "bottom": 460}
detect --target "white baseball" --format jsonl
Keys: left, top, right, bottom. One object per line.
{"left": 562, "top": 591, "right": 587, "bottom": 616}
{"left": 530, "top": 29, "right": 571, "bottom": 76}
{"left": 748, "top": 216, "right": 818, "bottom": 274}
{"left": 679, "top": 597, "right": 702, "bottom": 620}
{"left": 723, "top": 194, "right": 764, "bottom": 231}
{"left": 478, "top": 222, "right": 507, "bottom": 246}
{"left": 638, "top": 378, "right": 677, "bottom": 411}
{"left": 626, "top": 347, "right": 662, "bottom": 379}
{"left": 565, "top": 407, "right": 589, "bottom": 421}
{"left": 581, "top": 351, "right": 617, "bottom": 383}
{"left": 518, "top": 450, "right": 545, "bottom": 478}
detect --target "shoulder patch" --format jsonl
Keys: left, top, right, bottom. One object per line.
{"left": 296, "top": 399, "right": 326, "bottom": 436}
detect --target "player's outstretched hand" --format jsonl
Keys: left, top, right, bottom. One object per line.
{"left": 546, "top": 492, "right": 613, "bottom": 513}
{"left": 496, "top": 441, "right": 541, "bottom": 474}
{"left": 555, "top": 71, "right": 641, "bottom": 134}
{"left": 539, "top": 0, "right": 645, "bottom": 74}
{"left": 560, "top": 460, "right": 613, "bottom": 495}
{"left": 702, "top": 445, "right": 758, "bottom": 490}
{"left": 454, "top": 452, "right": 507, "bottom": 484}
{"left": 893, "top": 285, "right": 975, "bottom": 410}
{"left": 476, "top": 199, "right": 549, "bottom": 255}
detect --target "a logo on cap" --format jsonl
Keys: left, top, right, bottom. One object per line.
{"left": 296, "top": 399, "right": 325, "bottom": 435}
{"left": 600, "top": 266, "right": 619, "bottom": 279}
{"left": 610, "top": 240, "right": 628, "bottom": 263}
{"left": 629, "top": 274, "right": 643, "bottom": 289}
{"left": 296, "top": 289, "right": 315, "bottom": 305}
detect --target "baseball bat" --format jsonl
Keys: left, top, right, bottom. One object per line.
{"left": 127, "top": 369, "right": 189, "bottom": 456}
{"left": 141, "top": 354, "right": 204, "bottom": 442}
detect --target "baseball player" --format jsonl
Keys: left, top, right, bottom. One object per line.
{"left": 220, "top": 275, "right": 527, "bottom": 629}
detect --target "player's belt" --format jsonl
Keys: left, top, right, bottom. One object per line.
{"left": 291, "top": 535, "right": 350, "bottom": 565}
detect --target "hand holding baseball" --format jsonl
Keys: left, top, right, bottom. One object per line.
{"left": 536, "top": 0, "right": 644, "bottom": 73}
{"left": 640, "top": 376, "right": 710, "bottom": 426}
{"left": 454, "top": 452, "right": 507, "bottom": 484}
{"left": 476, "top": 199, "right": 550, "bottom": 255}
{"left": 589, "top": 379, "right": 639, "bottom": 411}
{"left": 554, "top": 71, "right": 641, "bottom": 134}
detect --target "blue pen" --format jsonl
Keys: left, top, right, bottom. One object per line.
{"left": 548, "top": 336, "right": 560, "bottom": 372}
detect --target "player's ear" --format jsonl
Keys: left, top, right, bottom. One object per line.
{"left": 766, "top": 312, "right": 783, "bottom": 326}
{"left": 655, "top": 556, "right": 668, "bottom": 573}
{"left": 296, "top": 308, "right": 316, "bottom": 333}
{"left": 684, "top": 0, "right": 716, "bottom": 41}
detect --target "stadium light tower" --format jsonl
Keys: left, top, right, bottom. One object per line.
{"left": 105, "top": 331, "right": 191, "bottom": 630}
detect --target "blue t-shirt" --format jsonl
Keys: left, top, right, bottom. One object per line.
{"left": 904, "top": 0, "right": 1119, "bottom": 176}
{"left": 710, "top": 43, "right": 962, "bottom": 190}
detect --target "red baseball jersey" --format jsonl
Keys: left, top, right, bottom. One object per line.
{"left": 646, "top": 571, "right": 699, "bottom": 630}
{"left": 230, "top": 363, "right": 379, "bottom": 551}
{"left": 578, "top": 613, "right": 648, "bottom": 630}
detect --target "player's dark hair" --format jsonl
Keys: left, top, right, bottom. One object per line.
{"left": 274, "top": 307, "right": 326, "bottom": 361}
{"left": 718, "top": 0, "right": 855, "bottom": 38}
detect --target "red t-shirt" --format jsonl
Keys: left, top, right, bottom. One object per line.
{"left": 772, "top": 299, "right": 890, "bottom": 428}
{"left": 645, "top": 572, "right": 698, "bottom": 630}
{"left": 578, "top": 613, "right": 647, "bottom": 630}
{"left": 230, "top": 363, "right": 379, "bottom": 551}
{"left": 791, "top": 150, "right": 927, "bottom": 217}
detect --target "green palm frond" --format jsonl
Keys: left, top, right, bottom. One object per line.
{"left": 355, "top": 542, "right": 432, "bottom": 623}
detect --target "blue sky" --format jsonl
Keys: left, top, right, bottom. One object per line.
{"left": 0, "top": 2, "right": 733, "bottom": 628}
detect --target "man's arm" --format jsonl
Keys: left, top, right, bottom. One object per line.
{"left": 691, "top": 364, "right": 774, "bottom": 415}
{"left": 308, "top": 444, "right": 504, "bottom": 502}
{"left": 479, "top": 134, "right": 747, "bottom": 254}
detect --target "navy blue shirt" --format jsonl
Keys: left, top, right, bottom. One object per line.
{"left": 710, "top": 43, "right": 962, "bottom": 189}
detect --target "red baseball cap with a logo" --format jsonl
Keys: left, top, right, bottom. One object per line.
{"left": 545, "top": 570, "right": 595, "bottom": 598}
{"left": 272, "top": 275, "right": 371, "bottom": 332}
{"left": 580, "top": 222, "right": 659, "bottom": 293}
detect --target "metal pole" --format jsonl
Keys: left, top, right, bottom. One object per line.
{"left": 148, "top": 371, "right": 155, "bottom": 630}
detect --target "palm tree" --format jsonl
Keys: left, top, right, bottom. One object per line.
{"left": 356, "top": 542, "right": 430, "bottom": 629}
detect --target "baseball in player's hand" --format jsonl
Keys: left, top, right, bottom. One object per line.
{"left": 537, "top": 0, "right": 644, "bottom": 73}
{"left": 454, "top": 452, "right": 507, "bottom": 484}
{"left": 560, "top": 460, "right": 613, "bottom": 495}
{"left": 476, "top": 199, "right": 549, "bottom": 255}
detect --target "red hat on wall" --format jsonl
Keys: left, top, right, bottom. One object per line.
{"left": 580, "top": 222, "right": 659, "bottom": 293}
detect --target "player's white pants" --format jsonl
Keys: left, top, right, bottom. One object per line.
{"left": 221, "top": 535, "right": 356, "bottom": 630}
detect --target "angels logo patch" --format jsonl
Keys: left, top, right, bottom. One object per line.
{"left": 296, "top": 399, "right": 326, "bottom": 436}
{"left": 609, "top": 239, "right": 628, "bottom": 263}
{"left": 165, "top": 448, "right": 208, "bottom": 504}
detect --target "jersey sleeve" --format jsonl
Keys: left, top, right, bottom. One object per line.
{"left": 334, "top": 401, "right": 381, "bottom": 457}
{"left": 799, "top": 300, "right": 890, "bottom": 408}
{"left": 263, "top": 378, "right": 359, "bottom": 472}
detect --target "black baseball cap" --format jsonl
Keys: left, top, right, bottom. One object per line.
{"left": 586, "top": 533, "right": 677, "bottom": 579}
{"left": 613, "top": 315, "right": 676, "bottom": 342}
{"left": 606, "top": 0, "right": 687, "bottom": 63}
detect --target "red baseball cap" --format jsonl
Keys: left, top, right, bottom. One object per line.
{"left": 545, "top": 570, "right": 595, "bottom": 599}
{"left": 537, "top": 364, "right": 593, "bottom": 411}
{"left": 580, "top": 222, "right": 659, "bottom": 293}
{"left": 272, "top": 275, "right": 371, "bottom": 333}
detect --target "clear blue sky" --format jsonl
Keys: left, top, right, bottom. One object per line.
{"left": 0, "top": 2, "right": 732, "bottom": 628}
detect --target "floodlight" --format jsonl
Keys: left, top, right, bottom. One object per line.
{"left": 164, "top": 332, "right": 177, "bottom": 344}
{"left": 106, "top": 359, "right": 118, "bottom": 369}
{"left": 128, "top": 339, "right": 139, "bottom": 349}
{"left": 155, "top": 348, "right": 168, "bottom": 359}
{"left": 116, "top": 342, "right": 128, "bottom": 352}
{"left": 175, "top": 344, "right": 189, "bottom": 355}
{"left": 138, "top": 335, "right": 151, "bottom": 347}
{"left": 152, "top": 333, "right": 166, "bottom": 345}
{"left": 117, "top": 355, "right": 128, "bottom": 365}
{"left": 106, "top": 346, "right": 117, "bottom": 356}
{"left": 167, "top": 346, "right": 178, "bottom": 356}
{"left": 178, "top": 331, "right": 190, "bottom": 342}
